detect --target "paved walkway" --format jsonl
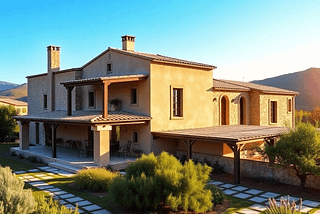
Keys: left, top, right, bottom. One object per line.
{"left": 208, "top": 180, "right": 320, "bottom": 214}
{"left": 14, "top": 167, "right": 320, "bottom": 214}
{"left": 15, "top": 167, "right": 111, "bottom": 214}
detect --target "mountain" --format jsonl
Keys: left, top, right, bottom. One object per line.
{"left": 0, "top": 81, "right": 19, "bottom": 91}
{"left": 251, "top": 68, "right": 320, "bottom": 111}
{"left": 0, "top": 83, "right": 27, "bottom": 102}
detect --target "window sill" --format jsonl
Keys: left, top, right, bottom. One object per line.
{"left": 170, "top": 116, "right": 184, "bottom": 120}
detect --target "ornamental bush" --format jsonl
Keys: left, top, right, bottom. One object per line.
{"left": 74, "top": 168, "right": 119, "bottom": 192}
{"left": 109, "top": 152, "right": 213, "bottom": 212}
{"left": 205, "top": 185, "right": 225, "bottom": 205}
{"left": 33, "top": 194, "right": 79, "bottom": 214}
{"left": 0, "top": 166, "right": 35, "bottom": 214}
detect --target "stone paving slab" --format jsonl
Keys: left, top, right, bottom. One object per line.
{"left": 239, "top": 208, "right": 260, "bottom": 214}
{"left": 83, "top": 204, "right": 102, "bottom": 211}
{"left": 76, "top": 200, "right": 92, "bottom": 206}
{"left": 208, "top": 181, "right": 224, "bottom": 186}
{"left": 59, "top": 193, "right": 76, "bottom": 199}
{"left": 38, "top": 166, "right": 52, "bottom": 170}
{"left": 14, "top": 170, "right": 27, "bottom": 174}
{"left": 42, "top": 176, "right": 54, "bottom": 180}
{"left": 220, "top": 183, "right": 235, "bottom": 188}
{"left": 233, "top": 193, "right": 251, "bottom": 199}
{"left": 92, "top": 210, "right": 112, "bottom": 214}
{"left": 303, "top": 200, "right": 320, "bottom": 208}
{"left": 24, "top": 175, "right": 35, "bottom": 179}
{"left": 277, "top": 195, "right": 300, "bottom": 202}
{"left": 37, "top": 185, "right": 55, "bottom": 190}
{"left": 28, "top": 169, "right": 40, "bottom": 172}
{"left": 66, "top": 197, "right": 84, "bottom": 203}
{"left": 250, "top": 204, "right": 266, "bottom": 211}
{"left": 29, "top": 178, "right": 41, "bottom": 182}
{"left": 249, "top": 197, "right": 268, "bottom": 203}
{"left": 260, "top": 192, "right": 280, "bottom": 198}
{"left": 232, "top": 186, "right": 248, "bottom": 191}
{"left": 64, "top": 204, "right": 76, "bottom": 210}
{"left": 299, "top": 206, "right": 314, "bottom": 213}
{"left": 223, "top": 189, "right": 238, "bottom": 195}
{"left": 29, "top": 181, "right": 46, "bottom": 186}
{"left": 59, "top": 200, "right": 67, "bottom": 205}
{"left": 35, "top": 174, "right": 47, "bottom": 177}
{"left": 314, "top": 210, "right": 320, "bottom": 214}
{"left": 53, "top": 191, "right": 68, "bottom": 195}
{"left": 47, "top": 188, "right": 62, "bottom": 192}
{"left": 245, "top": 189, "right": 263, "bottom": 195}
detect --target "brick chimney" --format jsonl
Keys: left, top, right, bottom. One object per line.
{"left": 121, "top": 35, "right": 135, "bottom": 51}
{"left": 47, "top": 45, "right": 60, "bottom": 73}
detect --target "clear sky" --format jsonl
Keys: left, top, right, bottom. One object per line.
{"left": 1, "top": 0, "right": 320, "bottom": 84}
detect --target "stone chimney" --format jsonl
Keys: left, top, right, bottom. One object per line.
{"left": 47, "top": 45, "right": 60, "bottom": 72}
{"left": 121, "top": 35, "right": 135, "bottom": 51}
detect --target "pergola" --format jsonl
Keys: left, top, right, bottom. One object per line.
{"left": 152, "top": 125, "right": 288, "bottom": 184}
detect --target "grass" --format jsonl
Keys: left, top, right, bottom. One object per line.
{"left": 223, "top": 195, "right": 254, "bottom": 214}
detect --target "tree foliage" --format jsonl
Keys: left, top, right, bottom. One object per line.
{"left": 0, "top": 105, "right": 18, "bottom": 142}
{"left": 109, "top": 152, "right": 213, "bottom": 212}
{"left": 265, "top": 123, "right": 320, "bottom": 188}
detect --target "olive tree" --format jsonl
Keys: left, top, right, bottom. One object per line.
{"left": 0, "top": 105, "right": 18, "bottom": 142}
{"left": 265, "top": 123, "right": 320, "bottom": 188}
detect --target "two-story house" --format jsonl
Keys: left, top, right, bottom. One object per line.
{"left": 14, "top": 35, "right": 298, "bottom": 183}
{"left": 0, "top": 98, "right": 28, "bottom": 115}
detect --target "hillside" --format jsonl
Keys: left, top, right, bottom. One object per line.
{"left": 251, "top": 68, "right": 320, "bottom": 111}
{"left": 0, "top": 83, "right": 27, "bottom": 102}
{"left": 0, "top": 81, "right": 18, "bottom": 91}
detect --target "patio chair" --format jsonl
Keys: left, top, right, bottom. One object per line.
{"left": 85, "top": 140, "right": 93, "bottom": 157}
{"left": 56, "top": 138, "right": 64, "bottom": 147}
{"left": 118, "top": 140, "right": 132, "bottom": 158}
{"left": 75, "top": 141, "right": 87, "bottom": 158}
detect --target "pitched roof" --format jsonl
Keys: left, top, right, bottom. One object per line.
{"left": 14, "top": 110, "right": 151, "bottom": 124}
{"left": 212, "top": 79, "right": 298, "bottom": 95}
{"left": 0, "top": 98, "right": 28, "bottom": 106}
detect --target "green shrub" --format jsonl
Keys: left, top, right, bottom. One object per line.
{"left": 33, "top": 194, "right": 79, "bottom": 214}
{"left": 205, "top": 185, "right": 225, "bottom": 205}
{"left": 109, "top": 152, "right": 213, "bottom": 213}
{"left": 74, "top": 168, "right": 119, "bottom": 192}
{"left": 0, "top": 166, "right": 35, "bottom": 213}
{"left": 18, "top": 153, "right": 24, "bottom": 159}
{"left": 265, "top": 197, "right": 302, "bottom": 214}
{"left": 9, "top": 151, "right": 16, "bottom": 156}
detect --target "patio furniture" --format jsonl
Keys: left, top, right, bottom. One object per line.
{"left": 110, "top": 141, "right": 119, "bottom": 156}
{"left": 85, "top": 140, "right": 93, "bottom": 157}
{"left": 118, "top": 140, "right": 132, "bottom": 158}
{"left": 56, "top": 138, "right": 64, "bottom": 147}
{"left": 75, "top": 141, "right": 87, "bottom": 158}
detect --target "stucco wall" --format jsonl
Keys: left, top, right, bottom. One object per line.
{"left": 56, "top": 124, "right": 89, "bottom": 146}
{"left": 82, "top": 51, "right": 150, "bottom": 79}
{"left": 260, "top": 94, "right": 294, "bottom": 127}
{"left": 150, "top": 62, "right": 214, "bottom": 132}
{"left": 212, "top": 91, "right": 250, "bottom": 126}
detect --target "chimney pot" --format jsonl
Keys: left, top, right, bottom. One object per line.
{"left": 121, "top": 35, "right": 135, "bottom": 51}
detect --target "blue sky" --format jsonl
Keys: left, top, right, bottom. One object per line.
{"left": 1, "top": 0, "right": 320, "bottom": 84}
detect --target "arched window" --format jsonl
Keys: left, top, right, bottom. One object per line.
{"left": 240, "top": 97, "right": 246, "bottom": 125}
{"left": 221, "top": 96, "right": 229, "bottom": 125}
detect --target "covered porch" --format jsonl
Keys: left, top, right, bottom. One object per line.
{"left": 152, "top": 125, "right": 289, "bottom": 184}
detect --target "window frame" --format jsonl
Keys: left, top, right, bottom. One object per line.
{"left": 106, "top": 62, "right": 112, "bottom": 74}
{"left": 270, "top": 100, "right": 278, "bottom": 124}
{"left": 88, "top": 91, "right": 95, "bottom": 108}
{"left": 170, "top": 86, "right": 184, "bottom": 119}
{"left": 130, "top": 88, "right": 138, "bottom": 105}
{"left": 43, "top": 94, "right": 47, "bottom": 110}
{"left": 288, "top": 98, "right": 292, "bottom": 113}
{"left": 133, "top": 131, "right": 139, "bottom": 143}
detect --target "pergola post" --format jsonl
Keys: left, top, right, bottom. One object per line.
{"left": 67, "top": 86, "right": 74, "bottom": 116}
{"left": 49, "top": 123, "right": 59, "bottom": 158}
{"left": 102, "top": 82, "right": 110, "bottom": 119}
{"left": 227, "top": 143, "right": 241, "bottom": 184}
{"left": 182, "top": 139, "right": 196, "bottom": 160}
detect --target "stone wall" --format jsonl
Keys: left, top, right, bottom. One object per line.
{"left": 177, "top": 150, "right": 320, "bottom": 189}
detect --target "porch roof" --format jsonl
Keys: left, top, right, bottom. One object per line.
{"left": 152, "top": 125, "right": 289, "bottom": 145}
{"left": 14, "top": 110, "right": 151, "bottom": 125}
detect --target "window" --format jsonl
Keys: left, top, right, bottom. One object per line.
{"left": 107, "top": 63, "right": 112, "bottom": 73}
{"left": 173, "top": 88, "right": 183, "bottom": 117}
{"left": 133, "top": 131, "right": 138, "bottom": 143}
{"left": 43, "top": 95, "right": 47, "bottom": 109}
{"left": 131, "top": 88, "right": 137, "bottom": 105}
{"left": 270, "top": 101, "right": 277, "bottom": 123}
{"left": 22, "top": 108, "right": 27, "bottom": 113}
{"left": 288, "top": 99, "right": 292, "bottom": 112}
{"left": 88, "top": 91, "right": 95, "bottom": 108}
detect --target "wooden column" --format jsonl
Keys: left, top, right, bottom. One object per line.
{"left": 182, "top": 139, "right": 196, "bottom": 160}
{"left": 227, "top": 143, "right": 241, "bottom": 184}
{"left": 102, "top": 82, "right": 110, "bottom": 119}
{"left": 67, "top": 86, "right": 74, "bottom": 116}
{"left": 50, "top": 123, "right": 59, "bottom": 158}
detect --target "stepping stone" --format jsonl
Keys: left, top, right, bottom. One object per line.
{"left": 234, "top": 193, "right": 251, "bottom": 199}
{"left": 59, "top": 194, "right": 75, "bottom": 199}
{"left": 66, "top": 197, "right": 84, "bottom": 203}
{"left": 37, "top": 185, "right": 54, "bottom": 190}
{"left": 260, "top": 192, "right": 280, "bottom": 199}
{"left": 249, "top": 197, "right": 268, "bottom": 203}
{"left": 64, "top": 204, "right": 76, "bottom": 210}
{"left": 76, "top": 200, "right": 92, "bottom": 206}
{"left": 28, "top": 169, "right": 39, "bottom": 172}
{"left": 29, "top": 178, "right": 41, "bottom": 182}
{"left": 299, "top": 206, "right": 313, "bottom": 213}
{"left": 24, "top": 175, "right": 34, "bottom": 179}
{"left": 78, "top": 210, "right": 85, "bottom": 213}
{"left": 313, "top": 210, "right": 320, "bottom": 214}
{"left": 220, "top": 184, "right": 235, "bottom": 188}
{"left": 250, "top": 204, "right": 266, "bottom": 211}
{"left": 42, "top": 176, "right": 54, "bottom": 180}
{"left": 43, "top": 191, "right": 54, "bottom": 196}
{"left": 48, "top": 173, "right": 55, "bottom": 175}
{"left": 14, "top": 171, "right": 27, "bottom": 174}
{"left": 232, "top": 186, "right": 248, "bottom": 191}
{"left": 245, "top": 189, "right": 263, "bottom": 195}
{"left": 38, "top": 166, "right": 52, "bottom": 170}
{"left": 53, "top": 191, "right": 68, "bottom": 195}
{"left": 29, "top": 181, "right": 46, "bottom": 186}
{"left": 239, "top": 208, "right": 260, "bottom": 214}
{"left": 223, "top": 189, "right": 237, "bottom": 195}
{"left": 59, "top": 200, "right": 67, "bottom": 205}
{"left": 92, "top": 210, "right": 112, "bottom": 214}
{"left": 35, "top": 174, "right": 47, "bottom": 177}
{"left": 83, "top": 205, "right": 102, "bottom": 211}
{"left": 303, "top": 200, "right": 320, "bottom": 208}
{"left": 208, "top": 181, "right": 224, "bottom": 186}
{"left": 47, "top": 188, "right": 62, "bottom": 192}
